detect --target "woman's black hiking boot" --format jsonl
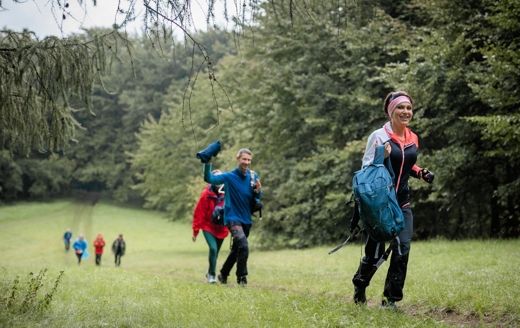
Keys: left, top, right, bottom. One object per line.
{"left": 354, "top": 286, "right": 367, "bottom": 304}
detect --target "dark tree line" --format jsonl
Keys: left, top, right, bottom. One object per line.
{"left": 1, "top": 0, "right": 518, "bottom": 247}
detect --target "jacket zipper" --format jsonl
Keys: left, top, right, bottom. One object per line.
{"left": 395, "top": 143, "right": 405, "bottom": 193}
{"left": 384, "top": 124, "right": 406, "bottom": 193}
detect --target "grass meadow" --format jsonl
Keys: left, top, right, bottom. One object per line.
{"left": 0, "top": 200, "right": 518, "bottom": 327}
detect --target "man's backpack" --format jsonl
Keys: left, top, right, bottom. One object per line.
{"left": 250, "top": 170, "right": 263, "bottom": 216}
{"left": 211, "top": 193, "right": 225, "bottom": 225}
{"left": 352, "top": 145, "right": 404, "bottom": 241}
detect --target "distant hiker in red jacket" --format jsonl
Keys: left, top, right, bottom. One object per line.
{"left": 93, "top": 233, "right": 106, "bottom": 266}
{"left": 192, "top": 170, "right": 229, "bottom": 284}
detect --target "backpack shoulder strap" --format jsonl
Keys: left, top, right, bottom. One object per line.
{"left": 383, "top": 154, "right": 395, "bottom": 180}
{"left": 250, "top": 170, "right": 257, "bottom": 188}
{"left": 373, "top": 145, "right": 385, "bottom": 165}
{"left": 374, "top": 144, "right": 396, "bottom": 180}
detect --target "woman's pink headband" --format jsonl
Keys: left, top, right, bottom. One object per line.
{"left": 387, "top": 96, "right": 412, "bottom": 117}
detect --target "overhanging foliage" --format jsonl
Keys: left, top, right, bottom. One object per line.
{"left": 0, "top": 29, "right": 130, "bottom": 155}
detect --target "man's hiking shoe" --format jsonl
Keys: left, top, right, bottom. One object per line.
{"left": 206, "top": 274, "right": 217, "bottom": 284}
{"left": 217, "top": 274, "right": 227, "bottom": 284}
{"left": 381, "top": 298, "right": 397, "bottom": 310}
{"left": 353, "top": 286, "right": 367, "bottom": 304}
{"left": 237, "top": 276, "right": 247, "bottom": 287}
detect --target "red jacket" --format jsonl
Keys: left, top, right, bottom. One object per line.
{"left": 192, "top": 185, "right": 229, "bottom": 240}
{"left": 93, "top": 238, "right": 106, "bottom": 255}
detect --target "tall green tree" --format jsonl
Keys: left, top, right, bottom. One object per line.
{"left": 207, "top": 1, "right": 417, "bottom": 247}
{"left": 66, "top": 32, "right": 184, "bottom": 202}
{"left": 129, "top": 30, "right": 238, "bottom": 217}
{"left": 0, "top": 0, "right": 262, "bottom": 155}
{"left": 4, "top": 0, "right": 518, "bottom": 243}
{"left": 382, "top": 0, "right": 520, "bottom": 237}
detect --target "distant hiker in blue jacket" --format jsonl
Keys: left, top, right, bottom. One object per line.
{"left": 351, "top": 91, "right": 433, "bottom": 309}
{"left": 72, "top": 235, "right": 88, "bottom": 265}
{"left": 203, "top": 148, "right": 262, "bottom": 287}
{"left": 63, "top": 228, "right": 72, "bottom": 252}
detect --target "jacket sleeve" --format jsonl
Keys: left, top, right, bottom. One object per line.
{"left": 410, "top": 164, "right": 423, "bottom": 179}
{"left": 192, "top": 189, "right": 207, "bottom": 238}
{"left": 204, "top": 164, "right": 226, "bottom": 185}
{"left": 362, "top": 129, "right": 391, "bottom": 168}
{"left": 362, "top": 132, "right": 381, "bottom": 168}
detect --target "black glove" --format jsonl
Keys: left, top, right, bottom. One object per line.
{"left": 421, "top": 168, "right": 435, "bottom": 184}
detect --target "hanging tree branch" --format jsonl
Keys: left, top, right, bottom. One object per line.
{"left": 143, "top": 1, "right": 235, "bottom": 146}
{"left": 1, "top": 0, "right": 270, "bottom": 154}
{"left": 0, "top": 29, "right": 131, "bottom": 155}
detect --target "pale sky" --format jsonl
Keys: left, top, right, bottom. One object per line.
{"left": 0, "top": 0, "right": 230, "bottom": 38}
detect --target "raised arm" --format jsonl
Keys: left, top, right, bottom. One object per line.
{"left": 203, "top": 163, "right": 226, "bottom": 185}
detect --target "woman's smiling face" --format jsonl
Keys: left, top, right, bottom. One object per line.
{"left": 391, "top": 101, "right": 413, "bottom": 127}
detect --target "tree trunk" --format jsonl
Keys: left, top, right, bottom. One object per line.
{"left": 490, "top": 194, "right": 500, "bottom": 237}
{"left": 504, "top": 194, "right": 519, "bottom": 237}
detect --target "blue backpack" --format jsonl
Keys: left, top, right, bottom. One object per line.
{"left": 352, "top": 145, "right": 404, "bottom": 241}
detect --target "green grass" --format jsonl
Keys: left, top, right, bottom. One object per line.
{"left": 0, "top": 200, "right": 518, "bottom": 327}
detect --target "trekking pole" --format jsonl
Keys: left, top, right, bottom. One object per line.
{"left": 374, "top": 238, "right": 396, "bottom": 268}
{"left": 328, "top": 228, "right": 360, "bottom": 255}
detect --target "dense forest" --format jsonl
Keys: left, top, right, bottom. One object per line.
{"left": 1, "top": 0, "right": 518, "bottom": 247}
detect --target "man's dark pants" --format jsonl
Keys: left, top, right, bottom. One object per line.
{"left": 220, "top": 223, "right": 251, "bottom": 280}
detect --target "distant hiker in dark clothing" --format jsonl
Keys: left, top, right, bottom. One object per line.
{"left": 112, "top": 234, "right": 126, "bottom": 267}
{"left": 63, "top": 228, "right": 72, "bottom": 252}
{"left": 72, "top": 235, "right": 88, "bottom": 265}
{"left": 93, "top": 233, "right": 106, "bottom": 266}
